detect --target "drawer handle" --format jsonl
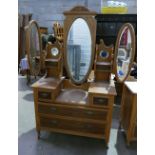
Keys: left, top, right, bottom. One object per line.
{"left": 86, "top": 111, "right": 94, "bottom": 115}
{"left": 40, "top": 92, "right": 49, "bottom": 97}
{"left": 85, "top": 124, "right": 93, "bottom": 129}
{"left": 51, "top": 120, "right": 58, "bottom": 124}
{"left": 98, "top": 99, "right": 104, "bottom": 102}
{"left": 50, "top": 107, "right": 57, "bottom": 112}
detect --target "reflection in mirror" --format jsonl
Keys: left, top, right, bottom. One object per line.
{"left": 29, "top": 24, "right": 40, "bottom": 74}
{"left": 51, "top": 47, "right": 59, "bottom": 56}
{"left": 117, "top": 26, "right": 132, "bottom": 81}
{"left": 67, "top": 18, "right": 92, "bottom": 83}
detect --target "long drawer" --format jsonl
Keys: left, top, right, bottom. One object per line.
{"left": 40, "top": 116, "right": 106, "bottom": 135}
{"left": 38, "top": 103, "right": 108, "bottom": 121}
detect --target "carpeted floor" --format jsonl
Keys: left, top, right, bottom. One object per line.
{"left": 18, "top": 75, "right": 137, "bottom": 155}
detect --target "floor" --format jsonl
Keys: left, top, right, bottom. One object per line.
{"left": 18, "top": 75, "right": 137, "bottom": 155}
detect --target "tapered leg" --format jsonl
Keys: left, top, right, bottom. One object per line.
{"left": 37, "top": 130, "right": 40, "bottom": 139}
{"left": 26, "top": 70, "right": 31, "bottom": 85}
{"left": 126, "top": 140, "right": 130, "bottom": 147}
{"left": 118, "top": 121, "right": 122, "bottom": 130}
{"left": 105, "top": 138, "right": 109, "bottom": 149}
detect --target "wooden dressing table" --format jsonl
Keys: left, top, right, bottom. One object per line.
{"left": 32, "top": 78, "right": 116, "bottom": 146}
{"left": 26, "top": 6, "right": 136, "bottom": 147}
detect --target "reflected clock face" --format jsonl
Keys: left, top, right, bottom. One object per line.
{"left": 51, "top": 47, "right": 59, "bottom": 56}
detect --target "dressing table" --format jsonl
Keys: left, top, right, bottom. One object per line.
{"left": 26, "top": 6, "right": 136, "bottom": 147}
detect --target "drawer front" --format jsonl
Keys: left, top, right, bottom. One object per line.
{"left": 45, "top": 61, "right": 58, "bottom": 68}
{"left": 40, "top": 117, "right": 106, "bottom": 135}
{"left": 38, "top": 104, "right": 108, "bottom": 121}
{"left": 93, "top": 97, "right": 109, "bottom": 106}
{"left": 38, "top": 91, "right": 52, "bottom": 102}
{"left": 96, "top": 64, "right": 111, "bottom": 71}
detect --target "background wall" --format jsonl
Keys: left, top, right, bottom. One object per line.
{"left": 18, "top": 0, "right": 137, "bottom": 33}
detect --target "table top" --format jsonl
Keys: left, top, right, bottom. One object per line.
{"left": 88, "top": 81, "right": 117, "bottom": 96}
{"left": 31, "top": 77, "right": 64, "bottom": 90}
{"left": 125, "top": 81, "right": 137, "bottom": 94}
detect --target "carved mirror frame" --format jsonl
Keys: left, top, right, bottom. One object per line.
{"left": 114, "top": 23, "right": 136, "bottom": 83}
{"left": 63, "top": 6, "right": 96, "bottom": 85}
{"left": 25, "top": 20, "right": 42, "bottom": 76}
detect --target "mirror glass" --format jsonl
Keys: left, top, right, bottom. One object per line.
{"left": 51, "top": 47, "right": 59, "bottom": 56}
{"left": 29, "top": 23, "right": 40, "bottom": 75}
{"left": 116, "top": 26, "right": 133, "bottom": 81}
{"left": 67, "top": 18, "right": 92, "bottom": 83}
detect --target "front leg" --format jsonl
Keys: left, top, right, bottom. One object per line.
{"left": 37, "top": 130, "right": 40, "bottom": 139}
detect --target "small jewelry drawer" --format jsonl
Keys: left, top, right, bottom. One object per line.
{"left": 38, "top": 103, "right": 108, "bottom": 121}
{"left": 45, "top": 60, "right": 58, "bottom": 68}
{"left": 93, "top": 97, "right": 109, "bottom": 106}
{"left": 38, "top": 90, "right": 52, "bottom": 102}
{"left": 40, "top": 117, "right": 106, "bottom": 135}
{"left": 96, "top": 64, "right": 111, "bottom": 71}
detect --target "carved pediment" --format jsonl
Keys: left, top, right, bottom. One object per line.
{"left": 64, "top": 5, "right": 96, "bottom": 16}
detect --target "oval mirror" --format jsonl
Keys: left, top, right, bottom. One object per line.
{"left": 66, "top": 18, "right": 92, "bottom": 84}
{"left": 114, "top": 23, "right": 135, "bottom": 82}
{"left": 100, "top": 50, "right": 109, "bottom": 59}
{"left": 51, "top": 47, "right": 59, "bottom": 56}
{"left": 26, "top": 20, "right": 42, "bottom": 76}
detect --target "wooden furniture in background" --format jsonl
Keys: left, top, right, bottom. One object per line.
{"left": 40, "top": 27, "right": 48, "bottom": 34}
{"left": 119, "top": 81, "right": 137, "bottom": 145}
{"left": 25, "top": 20, "right": 42, "bottom": 83}
{"left": 53, "top": 22, "right": 64, "bottom": 43}
{"left": 18, "top": 14, "right": 32, "bottom": 70}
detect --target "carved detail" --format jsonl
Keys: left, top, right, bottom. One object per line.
{"left": 70, "top": 6, "right": 89, "bottom": 12}
{"left": 64, "top": 5, "right": 96, "bottom": 15}
{"left": 96, "top": 39, "right": 114, "bottom": 62}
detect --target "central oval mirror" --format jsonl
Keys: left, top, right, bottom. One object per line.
{"left": 67, "top": 18, "right": 92, "bottom": 84}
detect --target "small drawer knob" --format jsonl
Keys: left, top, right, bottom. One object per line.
{"left": 86, "top": 111, "right": 93, "bottom": 115}
{"left": 50, "top": 107, "right": 57, "bottom": 112}
{"left": 51, "top": 120, "right": 58, "bottom": 124}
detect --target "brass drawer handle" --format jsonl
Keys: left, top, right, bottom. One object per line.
{"left": 40, "top": 92, "right": 48, "bottom": 97}
{"left": 51, "top": 120, "right": 58, "bottom": 124}
{"left": 50, "top": 107, "right": 57, "bottom": 112}
{"left": 86, "top": 111, "right": 94, "bottom": 115}
{"left": 98, "top": 99, "right": 104, "bottom": 102}
{"left": 85, "top": 124, "right": 93, "bottom": 129}
{"left": 93, "top": 97, "right": 108, "bottom": 106}
{"left": 38, "top": 91, "right": 51, "bottom": 99}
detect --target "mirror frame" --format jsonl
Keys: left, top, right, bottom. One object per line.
{"left": 25, "top": 20, "right": 42, "bottom": 76}
{"left": 63, "top": 6, "right": 96, "bottom": 85}
{"left": 114, "top": 23, "right": 136, "bottom": 83}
